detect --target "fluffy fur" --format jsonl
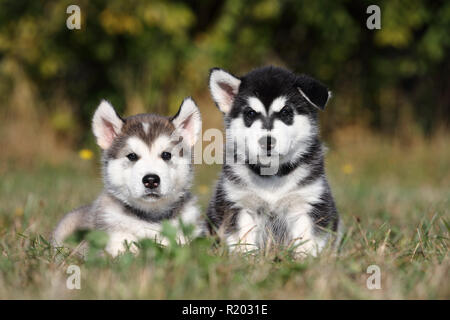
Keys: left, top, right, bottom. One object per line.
{"left": 206, "top": 66, "right": 342, "bottom": 256}
{"left": 52, "top": 98, "right": 202, "bottom": 257}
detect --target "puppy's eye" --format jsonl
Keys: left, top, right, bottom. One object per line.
{"left": 161, "top": 151, "right": 172, "bottom": 161}
{"left": 244, "top": 108, "right": 257, "bottom": 119}
{"left": 279, "top": 106, "right": 292, "bottom": 117}
{"left": 126, "top": 153, "right": 138, "bottom": 161}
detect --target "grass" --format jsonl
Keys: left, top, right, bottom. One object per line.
{"left": 0, "top": 131, "right": 448, "bottom": 299}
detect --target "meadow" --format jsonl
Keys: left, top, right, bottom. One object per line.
{"left": 0, "top": 128, "right": 448, "bottom": 299}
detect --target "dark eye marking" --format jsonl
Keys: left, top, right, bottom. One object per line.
{"left": 126, "top": 153, "right": 139, "bottom": 161}
{"left": 244, "top": 107, "right": 257, "bottom": 119}
{"left": 277, "top": 106, "right": 294, "bottom": 124}
{"left": 243, "top": 107, "right": 260, "bottom": 127}
{"left": 161, "top": 151, "right": 172, "bottom": 161}
{"left": 279, "top": 106, "right": 292, "bottom": 116}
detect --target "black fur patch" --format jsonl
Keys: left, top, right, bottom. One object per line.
{"left": 309, "top": 186, "right": 339, "bottom": 233}
{"left": 121, "top": 192, "right": 192, "bottom": 223}
{"left": 228, "top": 66, "right": 325, "bottom": 122}
{"left": 205, "top": 176, "right": 240, "bottom": 235}
{"left": 207, "top": 66, "right": 339, "bottom": 251}
{"left": 297, "top": 74, "right": 330, "bottom": 110}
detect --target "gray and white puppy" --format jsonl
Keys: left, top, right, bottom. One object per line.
{"left": 52, "top": 98, "right": 202, "bottom": 256}
{"left": 206, "top": 66, "right": 342, "bottom": 256}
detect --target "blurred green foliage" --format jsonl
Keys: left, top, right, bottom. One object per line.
{"left": 0, "top": 0, "right": 449, "bottom": 143}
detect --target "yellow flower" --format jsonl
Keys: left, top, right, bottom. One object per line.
{"left": 79, "top": 149, "right": 94, "bottom": 160}
{"left": 342, "top": 163, "right": 354, "bottom": 175}
{"left": 197, "top": 185, "right": 210, "bottom": 195}
{"left": 14, "top": 207, "right": 24, "bottom": 217}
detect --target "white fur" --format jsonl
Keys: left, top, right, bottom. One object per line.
{"left": 269, "top": 96, "right": 287, "bottom": 114}
{"left": 101, "top": 131, "right": 201, "bottom": 256}
{"left": 142, "top": 123, "right": 150, "bottom": 134}
{"left": 288, "top": 212, "right": 327, "bottom": 257}
{"left": 271, "top": 114, "right": 313, "bottom": 160}
{"left": 223, "top": 174, "right": 326, "bottom": 256}
{"left": 106, "top": 231, "right": 139, "bottom": 256}
{"left": 54, "top": 98, "right": 203, "bottom": 258}
{"left": 226, "top": 210, "right": 258, "bottom": 252}
{"left": 101, "top": 128, "right": 201, "bottom": 256}
{"left": 247, "top": 97, "right": 267, "bottom": 116}
{"left": 94, "top": 194, "right": 201, "bottom": 256}
{"left": 92, "top": 100, "right": 123, "bottom": 149}
{"left": 170, "top": 197, "right": 203, "bottom": 243}
{"left": 223, "top": 93, "right": 327, "bottom": 255}
{"left": 223, "top": 167, "right": 323, "bottom": 212}
{"left": 171, "top": 98, "right": 202, "bottom": 147}
{"left": 226, "top": 111, "right": 314, "bottom": 166}
{"left": 106, "top": 135, "right": 191, "bottom": 211}
{"left": 209, "top": 69, "right": 241, "bottom": 114}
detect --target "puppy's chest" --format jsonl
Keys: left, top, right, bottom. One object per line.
{"left": 224, "top": 179, "right": 318, "bottom": 216}
{"left": 97, "top": 204, "right": 163, "bottom": 239}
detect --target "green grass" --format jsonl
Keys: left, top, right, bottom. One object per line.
{"left": 0, "top": 134, "right": 448, "bottom": 299}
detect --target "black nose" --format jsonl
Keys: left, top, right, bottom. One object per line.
{"left": 258, "top": 135, "right": 276, "bottom": 151}
{"left": 142, "top": 174, "right": 160, "bottom": 189}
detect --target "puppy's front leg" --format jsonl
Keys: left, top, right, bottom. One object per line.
{"left": 226, "top": 210, "right": 259, "bottom": 253}
{"left": 288, "top": 212, "right": 326, "bottom": 257}
{"left": 106, "top": 232, "right": 138, "bottom": 257}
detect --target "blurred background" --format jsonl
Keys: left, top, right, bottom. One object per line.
{"left": 0, "top": 0, "right": 449, "bottom": 167}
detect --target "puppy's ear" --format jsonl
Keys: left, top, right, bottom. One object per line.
{"left": 92, "top": 100, "right": 124, "bottom": 150}
{"left": 209, "top": 68, "right": 241, "bottom": 114}
{"left": 296, "top": 74, "right": 331, "bottom": 110}
{"left": 171, "top": 97, "right": 202, "bottom": 147}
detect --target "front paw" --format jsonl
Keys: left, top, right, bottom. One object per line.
{"left": 105, "top": 233, "right": 138, "bottom": 257}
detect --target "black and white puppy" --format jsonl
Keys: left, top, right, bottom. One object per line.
{"left": 206, "top": 66, "right": 342, "bottom": 256}
{"left": 52, "top": 98, "right": 202, "bottom": 256}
